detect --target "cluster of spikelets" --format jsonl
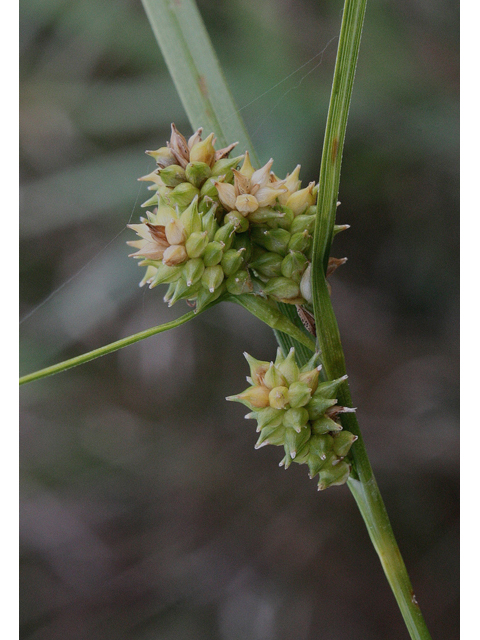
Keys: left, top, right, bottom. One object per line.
{"left": 226, "top": 348, "right": 357, "bottom": 490}
{"left": 128, "top": 124, "right": 347, "bottom": 312}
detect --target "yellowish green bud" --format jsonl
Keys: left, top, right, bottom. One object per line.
{"left": 214, "top": 222, "right": 235, "bottom": 250}
{"left": 165, "top": 218, "right": 187, "bottom": 245}
{"left": 183, "top": 258, "right": 205, "bottom": 286}
{"left": 255, "top": 186, "right": 287, "bottom": 208}
{"left": 315, "top": 375, "right": 348, "bottom": 399}
{"left": 145, "top": 146, "right": 176, "bottom": 167}
{"left": 270, "top": 205, "right": 295, "bottom": 230}
{"left": 162, "top": 244, "right": 188, "bottom": 266}
{"left": 263, "top": 363, "right": 286, "bottom": 389}
{"left": 311, "top": 415, "right": 343, "bottom": 435}
{"left": 141, "top": 193, "right": 162, "bottom": 209}
{"left": 290, "top": 214, "right": 316, "bottom": 236}
{"left": 249, "top": 252, "right": 283, "bottom": 278}
{"left": 251, "top": 158, "right": 274, "bottom": 188}
{"left": 307, "top": 396, "right": 339, "bottom": 421}
{"left": 185, "top": 161, "right": 212, "bottom": 188}
{"left": 298, "top": 366, "right": 320, "bottom": 394}
{"left": 276, "top": 348, "right": 299, "bottom": 385}
{"left": 251, "top": 227, "right": 291, "bottom": 256}
{"left": 153, "top": 201, "right": 178, "bottom": 225}
{"left": 288, "top": 230, "right": 311, "bottom": 254}
{"left": 215, "top": 181, "right": 237, "bottom": 210}
{"left": 279, "top": 165, "right": 302, "bottom": 203}
{"left": 309, "top": 433, "right": 334, "bottom": 459}
{"left": 287, "top": 381, "right": 312, "bottom": 408}
{"left": 211, "top": 155, "right": 244, "bottom": 179}
{"left": 162, "top": 281, "right": 177, "bottom": 304}
{"left": 333, "top": 224, "right": 351, "bottom": 236}
{"left": 221, "top": 248, "right": 245, "bottom": 276}
{"left": 226, "top": 347, "right": 353, "bottom": 490}
{"left": 235, "top": 194, "right": 259, "bottom": 214}
{"left": 227, "top": 385, "right": 270, "bottom": 409}
{"left": 226, "top": 270, "right": 254, "bottom": 295}
{"left": 289, "top": 441, "right": 311, "bottom": 465}
{"left": 281, "top": 251, "right": 308, "bottom": 282}
{"left": 168, "top": 182, "right": 200, "bottom": 208}
{"left": 243, "top": 352, "right": 270, "bottom": 386}
{"left": 306, "top": 454, "right": 325, "bottom": 478}
{"left": 255, "top": 424, "right": 286, "bottom": 449}
{"left": 201, "top": 265, "right": 224, "bottom": 292}
{"left": 138, "top": 169, "right": 163, "bottom": 186}
{"left": 138, "top": 265, "right": 157, "bottom": 287}
{"left": 317, "top": 460, "right": 350, "bottom": 490}
{"left": 179, "top": 196, "right": 202, "bottom": 235}
{"left": 283, "top": 407, "right": 309, "bottom": 432}
{"left": 238, "top": 150, "right": 255, "bottom": 178}
{"left": 269, "top": 386, "right": 290, "bottom": 410}
{"left": 200, "top": 177, "right": 220, "bottom": 199}
{"left": 159, "top": 164, "right": 186, "bottom": 187}
{"left": 247, "top": 207, "right": 286, "bottom": 225}
{"left": 194, "top": 281, "right": 226, "bottom": 313}
{"left": 149, "top": 263, "right": 183, "bottom": 288}
{"left": 332, "top": 431, "right": 358, "bottom": 457}
{"left": 284, "top": 424, "right": 311, "bottom": 459}
{"left": 286, "top": 182, "right": 316, "bottom": 216}
{"left": 189, "top": 132, "right": 216, "bottom": 165}
{"left": 225, "top": 210, "right": 249, "bottom": 233}
{"left": 232, "top": 232, "right": 252, "bottom": 262}
{"left": 203, "top": 241, "right": 224, "bottom": 267}
{"left": 255, "top": 406, "right": 284, "bottom": 430}
{"left": 185, "top": 231, "right": 209, "bottom": 258}
{"left": 263, "top": 277, "right": 301, "bottom": 301}
{"left": 201, "top": 207, "right": 219, "bottom": 240}
{"left": 168, "top": 279, "right": 191, "bottom": 306}
{"left": 198, "top": 195, "right": 214, "bottom": 215}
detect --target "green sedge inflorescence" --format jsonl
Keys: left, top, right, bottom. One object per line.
{"left": 127, "top": 124, "right": 347, "bottom": 313}
{"left": 227, "top": 348, "right": 357, "bottom": 490}
{"left": 128, "top": 126, "right": 355, "bottom": 489}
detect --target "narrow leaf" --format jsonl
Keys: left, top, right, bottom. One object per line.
{"left": 141, "top": 0, "right": 257, "bottom": 160}
{"left": 19, "top": 304, "right": 217, "bottom": 385}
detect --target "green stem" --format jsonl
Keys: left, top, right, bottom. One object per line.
{"left": 19, "top": 305, "right": 214, "bottom": 386}
{"left": 311, "top": 1, "right": 432, "bottom": 638}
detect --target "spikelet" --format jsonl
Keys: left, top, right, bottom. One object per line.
{"left": 129, "top": 124, "right": 350, "bottom": 311}
{"left": 227, "top": 348, "right": 358, "bottom": 490}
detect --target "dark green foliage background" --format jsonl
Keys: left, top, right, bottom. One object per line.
{"left": 20, "top": 1, "right": 458, "bottom": 638}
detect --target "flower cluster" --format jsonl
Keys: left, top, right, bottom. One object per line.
{"left": 227, "top": 348, "right": 357, "bottom": 490}
{"left": 128, "top": 124, "right": 346, "bottom": 312}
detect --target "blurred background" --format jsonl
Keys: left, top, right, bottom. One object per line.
{"left": 19, "top": 0, "right": 459, "bottom": 638}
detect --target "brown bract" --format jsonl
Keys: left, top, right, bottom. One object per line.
{"left": 127, "top": 213, "right": 188, "bottom": 266}
{"left": 214, "top": 153, "right": 287, "bottom": 216}
{"left": 148, "top": 123, "right": 239, "bottom": 170}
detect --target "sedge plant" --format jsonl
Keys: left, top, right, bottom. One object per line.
{"left": 19, "top": 0, "right": 434, "bottom": 638}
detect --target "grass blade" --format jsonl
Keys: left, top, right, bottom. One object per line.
{"left": 141, "top": 0, "right": 257, "bottom": 160}
{"left": 19, "top": 304, "right": 217, "bottom": 385}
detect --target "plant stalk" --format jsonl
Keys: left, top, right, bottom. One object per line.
{"left": 20, "top": 0, "right": 435, "bottom": 636}
{"left": 19, "top": 307, "right": 211, "bottom": 385}
{"left": 311, "top": 0, "right": 432, "bottom": 638}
